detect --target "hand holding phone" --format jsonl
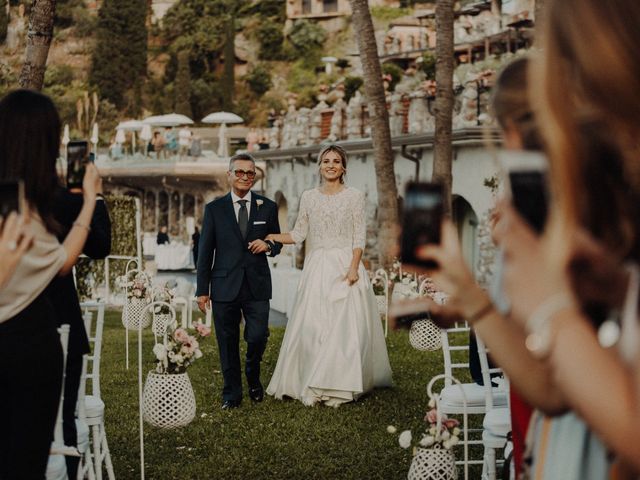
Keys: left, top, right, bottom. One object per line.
{"left": 400, "top": 182, "right": 444, "bottom": 269}
{"left": 67, "top": 140, "right": 90, "bottom": 190}
{"left": 499, "top": 151, "right": 549, "bottom": 234}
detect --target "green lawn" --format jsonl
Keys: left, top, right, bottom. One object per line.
{"left": 99, "top": 310, "right": 475, "bottom": 479}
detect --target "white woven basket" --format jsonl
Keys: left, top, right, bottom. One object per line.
{"left": 142, "top": 372, "right": 196, "bottom": 429}
{"left": 122, "top": 298, "right": 151, "bottom": 331}
{"left": 408, "top": 446, "right": 457, "bottom": 480}
{"left": 151, "top": 313, "right": 174, "bottom": 336}
{"left": 409, "top": 318, "right": 442, "bottom": 351}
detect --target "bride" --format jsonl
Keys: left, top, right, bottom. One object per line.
{"left": 265, "top": 144, "right": 392, "bottom": 407}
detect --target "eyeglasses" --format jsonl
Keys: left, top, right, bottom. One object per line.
{"left": 231, "top": 169, "right": 257, "bottom": 179}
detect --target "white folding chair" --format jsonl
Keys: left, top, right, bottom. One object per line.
{"left": 47, "top": 324, "right": 75, "bottom": 480}
{"left": 477, "top": 335, "right": 510, "bottom": 480}
{"left": 438, "top": 323, "right": 508, "bottom": 469}
{"left": 80, "top": 301, "right": 115, "bottom": 480}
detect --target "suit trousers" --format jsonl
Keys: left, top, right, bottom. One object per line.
{"left": 211, "top": 274, "right": 270, "bottom": 402}
{"left": 0, "top": 295, "right": 63, "bottom": 480}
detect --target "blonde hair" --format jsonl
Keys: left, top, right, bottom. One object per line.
{"left": 533, "top": 0, "right": 640, "bottom": 258}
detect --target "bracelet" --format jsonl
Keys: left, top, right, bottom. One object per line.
{"left": 525, "top": 293, "right": 574, "bottom": 358}
{"left": 465, "top": 301, "right": 494, "bottom": 324}
{"left": 72, "top": 221, "right": 91, "bottom": 232}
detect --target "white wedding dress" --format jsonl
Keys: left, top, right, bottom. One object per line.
{"left": 267, "top": 187, "right": 393, "bottom": 406}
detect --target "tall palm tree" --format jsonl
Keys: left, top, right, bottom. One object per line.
{"left": 348, "top": 0, "right": 399, "bottom": 268}
{"left": 432, "top": 0, "right": 455, "bottom": 214}
{"left": 19, "top": 0, "right": 57, "bottom": 90}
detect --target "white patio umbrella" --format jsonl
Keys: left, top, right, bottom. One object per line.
{"left": 143, "top": 113, "right": 193, "bottom": 127}
{"left": 115, "top": 128, "right": 126, "bottom": 144}
{"left": 201, "top": 111, "right": 244, "bottom": 124}
{"left": 201, "top": 111, "right": 244, "bottom": 158}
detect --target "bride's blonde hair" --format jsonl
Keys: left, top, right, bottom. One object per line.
{"left": 317, "top": 144, "right": 348, "bottom": 184}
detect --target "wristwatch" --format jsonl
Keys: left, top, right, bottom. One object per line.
{"left": 265, "top": 239, "right": 275, "bottom": 253}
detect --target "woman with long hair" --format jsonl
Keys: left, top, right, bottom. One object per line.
{"left": 0, "top": 89, "right": 101, "bottom": 479}
{"left": 266, "top": 144, "right": 392, "bottom": 407}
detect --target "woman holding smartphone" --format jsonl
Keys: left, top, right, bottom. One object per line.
{"left": 0, "top": 89, "right": 101, "bottom": 479}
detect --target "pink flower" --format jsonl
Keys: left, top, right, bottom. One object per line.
{"left": 444, "top": 418, "right": 459, "bottom": 429}
{"left": 425, "top": 409, "right": 439, "bottom": 424}
{"left": 194, "top": 322, "right": 211, "bottom": 337}
{"left": 174, "top": 328, "right": 189, "bottom": 343}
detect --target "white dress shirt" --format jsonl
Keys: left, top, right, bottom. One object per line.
{"left": 231, "top": 190, "right": 252, "bottom": 222}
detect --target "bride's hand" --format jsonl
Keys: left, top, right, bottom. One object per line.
{"left": 345, "top": 267, "right": 359, "bottom": 286}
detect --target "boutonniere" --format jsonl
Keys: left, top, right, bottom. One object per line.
{"left": 256, "top": 199, "right": 264, "bottom": 211}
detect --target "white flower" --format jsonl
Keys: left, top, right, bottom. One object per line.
{"left": 402, "top": 277, "right": 410, "bottom": 285}
{"left": 256, "top": 199, "right": 264, "bottom": 207}
{"left": 419, "top": 435, "right": 435, "bottom": 447}
{"left": 399, "top": 430, "right": 412, "bottom": 449}
{"left": 449, "top": 435, "right": 459, "bottom": 446}
{"left": 453, "top": 427, "right": 461, "bottom": 436}
{"left": 387, "top": 425, "right": 397, "bottom": 434}
{"left": 174, "top": 353, "right": 184, "bottom": 364}
{"left": 153, "top": 344, "right": 167, "bottom": 361}
{"left": 443, "top": 439, "right": 452, "bottom": 450}
{"left": 441, "top": 430, "right": 451, "bottom": 440}
{"left": 429, "top": 426, "right": 437, "bottom": 435}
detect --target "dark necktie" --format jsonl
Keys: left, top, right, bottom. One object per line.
{"left": 238, "top": 199, "right": 248, "bottom": 238}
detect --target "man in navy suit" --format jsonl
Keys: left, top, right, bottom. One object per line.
{"left": 196, "top": 153, "right": 282, "bottom": 409}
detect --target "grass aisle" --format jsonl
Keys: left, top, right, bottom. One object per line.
{"left": 101, "top": 310, "right": 450, "bottom": 479}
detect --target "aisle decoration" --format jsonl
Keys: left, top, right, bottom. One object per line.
{"left": 409, "top": 278, "right": 444, "bottom": 351}
{"left": 118, "top": 270, "right": 152, "bottom": 330}
{"left": 142, "top": 313, "right": 211, "bottom": 430}
{"left": 150, "top": 283, "right": 176, "bottom": 335}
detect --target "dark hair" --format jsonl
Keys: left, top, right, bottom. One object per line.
{"left": 228, "top": 153, "right": 256, "bottom": 171}
{"left": 490, "top": 57, "right": 542, "bottom": 151}
{"left": 0, "top": 89, "right": 61, "bottom": 232}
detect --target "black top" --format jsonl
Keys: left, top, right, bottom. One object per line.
{"left": 45, "top": 188, "right": 111, "bottom": 357}
{"left": 157, "top": 232, "right": 170, "bottom": 245}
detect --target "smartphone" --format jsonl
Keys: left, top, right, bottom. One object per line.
{"left": 66, "top": 140, "right": 90, "bottom": 189}
{"left": 0, "top": 179, "right": 25, "bottom": 217}
{"left": 500, "top": 151, "right": 549, "bottom": 234}
{"left": 400, "top": 182, "right": 444, "bottom": 269}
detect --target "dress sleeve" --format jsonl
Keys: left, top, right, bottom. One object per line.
{"left": 352, "top": 190, "right": 366, "bottom": 250}
{"left": 290, "top": 191, "right": 310, "bottom": 244}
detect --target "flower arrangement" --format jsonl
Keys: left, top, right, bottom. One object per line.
{"left": 152, "top": 321, "right": 212, "bottom": 374}
{"left": 256, "top": 199, "right": 264, "bottom": 210}
{"left": 153, "top": 283, "right": 176, "bottom": 314}
{"left": 391, "top": 402, "right": 461, "bottom": 454}
{"left": 116, "top": 272, "right": 151, "bottom": 302}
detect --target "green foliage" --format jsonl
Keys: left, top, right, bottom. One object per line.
{"left": 256, "top": 20, "right": 284, "bottom": 61}
{"left": 336, "top": 58, "right": 350, "bottom": 70}
{"left": 382, "top": 63, "right": 404, "bottom": 92}
{"left": 174, "top": 50, "right": 192, "bottom": 117}
{"left": 420, "top": 51, "right": 436, "bottom": 80}
{"left": 296, "top": 86, "right": 317, "bottom": 109}
{"left": 246, "top": 0, "right": 285, "bottom": 22}
{"left": 55, "top": 0, "right": 85, "bottom": 29}
{"left": 75, "top": 194, "right": 138, "bottom": 300}
{"left": 90, "top": 0, "right": 148, "bottom": 110}
{"left": 0, "top": 0, "right": 7, "bottom": 43}
{"left": 288, "top": 20, "right": 326, "bottom": 60}
{"left": 44, "top": 64, "right": 75, "bottom": 87}
{"left": 244, "top": 64, "right": 272, "bottom": 98}
{"left": 70, "top": 5, "right": 97, "bottom": 38}
{"left": 221, "top": 14, "right": 235, "bottom": 111}
{"left": 344, "top": 76, "right": 363, "bottom": 102}
{"left": 370, "top": 6, "right": 411, "bottom": 21}
{"left": 288, "top": 60, "right": 318, "bottom": 92}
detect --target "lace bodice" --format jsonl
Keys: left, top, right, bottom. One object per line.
{"left": 290, "top": 187, "right": 366, "bottom": 253}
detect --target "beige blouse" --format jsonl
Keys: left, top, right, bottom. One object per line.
{"left": 0, "top": 213, "right": 67, "bottom": 322}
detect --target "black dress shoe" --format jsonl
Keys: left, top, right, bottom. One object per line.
{"left": 249, "top": 388, "right": 264, "bottom": 403}
{"left": 221, "top": 399, "right": 241, "bottom": 410}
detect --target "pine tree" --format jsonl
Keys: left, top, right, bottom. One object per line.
{"left": 90, "top": 0, "right": 147, "bottom": 110}
{"left": 0, "top": 0, "right": 8, "bottom": 43}
{"left": 174, "top": 50, "right": 192, "bottom": 117}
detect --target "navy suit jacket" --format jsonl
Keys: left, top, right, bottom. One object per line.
{"left": 195, "top": 192, "right": 282, "bottom": 302}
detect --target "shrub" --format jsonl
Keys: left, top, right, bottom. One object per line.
{"left": 382, "top": 62, "right": 404, "bottom": 91}
{"left": 288, "top": 20, "right": 326, "bottom": 59}
{"left": 344, "top": 76, "right": 363, "bottom": 102}
{"left": 256, "top": 20, "right": 284, "bottom": 60}
{"left": 420, "top": 51, "right": 436, "bottom": 80}
{"left": 44, "top": 65, "right": 75, "bottom": 87}
{"left": 244, "top": 64, "right": 272, "bottom": 97}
